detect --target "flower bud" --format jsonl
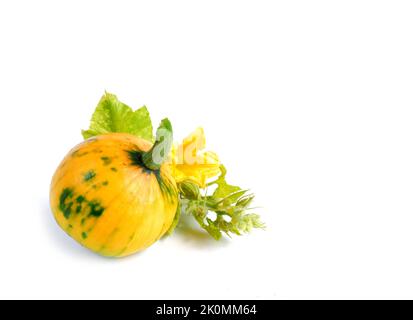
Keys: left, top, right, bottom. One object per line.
{"left": 178, "top": 180, "right": 200, "bottom": 200}
{"left": 236, "top": 194, "right": 255, "bottom": 208}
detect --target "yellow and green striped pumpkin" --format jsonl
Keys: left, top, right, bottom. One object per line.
{"left": 50, "top": 133, "right": 178, "bottom": 257}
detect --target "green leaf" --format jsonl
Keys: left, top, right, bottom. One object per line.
{"left": 82, "top": 92, "right": 154, "bottom": 141}
{"left": 212, "top": 165, "right": 242, "bottom": 199}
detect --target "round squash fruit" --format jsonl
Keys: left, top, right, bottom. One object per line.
{"left": 50, "top": 130, "right": 178, "bottom": 257}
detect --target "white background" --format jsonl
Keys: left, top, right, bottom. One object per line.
{"left": 0, "top": 0, "right": 413, "bottom": 300}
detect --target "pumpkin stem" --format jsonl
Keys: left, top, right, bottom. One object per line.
{"left": 142, "top": 118, "right": 173, "bottom": 170}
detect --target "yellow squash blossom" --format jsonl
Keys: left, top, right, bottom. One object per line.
{"left": 169, "top": 127, "right": 221, "bottom": 188}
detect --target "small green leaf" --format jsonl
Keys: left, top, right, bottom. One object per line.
{"left": 212, "top": 165, "right": 241, "bottom": 199}
{"left": 82, "top": 92, "right": 154, "bottom": 141}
